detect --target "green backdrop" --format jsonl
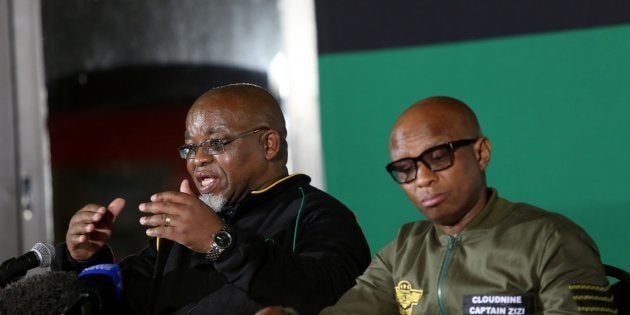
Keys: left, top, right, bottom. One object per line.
{"left": 319, "top": 24, "right": 630, "bottom": 269}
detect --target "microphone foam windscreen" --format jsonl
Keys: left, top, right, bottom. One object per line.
{"left": 0, "top": 271, "right": 77, "bottom": 315}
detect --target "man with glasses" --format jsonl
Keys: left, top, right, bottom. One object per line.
{"left": 53, "top": 83, "right": 371, "bottom": 314}
{"left": 260, "top": 96, "right": 615, "bottom": 315}
{"left": 323, "top": 96, "right": 614, "bottom": 314}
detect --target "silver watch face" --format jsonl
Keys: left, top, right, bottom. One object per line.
{"left": 214, "top": 230, "right": 232, "bottom": 249}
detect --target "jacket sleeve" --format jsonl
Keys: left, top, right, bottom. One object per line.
{"left": 51, "top": 242, "right": 115, "bottom": 272}
{"left": 320, "top": 241, "right": 398, "bottom": 315}
{"left": 213, "top": 196, "right": 372, "bottom": 315}
{"left": 536, "top": 218, "right": 616, "bottom": 314}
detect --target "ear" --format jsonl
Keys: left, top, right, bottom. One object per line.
{"left": 262, "top": 130, "right": 282, "bottom": 160}
{"left": 476, "top": 137, "right": 492, "bottom": 171}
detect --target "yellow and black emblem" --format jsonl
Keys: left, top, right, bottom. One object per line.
{"left": 395, "top": 280, "right": 423, "bottom": 315}
{"left": 568, "top": 284, "right": 617, "bottom": 314}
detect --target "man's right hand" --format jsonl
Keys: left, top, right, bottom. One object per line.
{"left": 65, "top": 198, "right": 125, "bottom": 261}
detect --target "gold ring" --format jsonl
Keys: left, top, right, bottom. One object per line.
{"left": 164, "top": 214, "right": 171, "bottom": 227}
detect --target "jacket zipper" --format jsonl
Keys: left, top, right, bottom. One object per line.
{"left": 437, "top": 234, "right": 459, "bottom": 315}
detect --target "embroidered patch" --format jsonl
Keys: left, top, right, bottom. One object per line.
{"left": 568, "top": 284, "right": 617, "bottom": 314}
{"left": 462, "top": 293, "right": 535, "bottom": 314}
{"left": 395, "top": 280, "right": 423, "bottom": 315}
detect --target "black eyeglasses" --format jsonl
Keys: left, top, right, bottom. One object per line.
{"left": 385, "top": 138, "right": 478, "bottom": 184}
{"left": 178, "top": 127, "right": 268, "bottom": 159}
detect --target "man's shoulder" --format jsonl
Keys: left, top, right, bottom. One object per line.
{"left": 498, "top": 198, "right": 590, "bottom": 237}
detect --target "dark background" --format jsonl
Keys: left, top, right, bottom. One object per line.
{"left": 43, "top": 0, "right": 278, "bottom": 259}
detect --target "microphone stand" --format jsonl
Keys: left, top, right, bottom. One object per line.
{"left": 148, "top": 238, "right": 173, "bottom": 314}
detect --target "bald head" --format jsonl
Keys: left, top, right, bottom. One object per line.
{"left": 189, "top": 83, "right": 287, "bottom": 140}
{"left": 388, "top": 96, "right": 492, "bottom": 234}
{"left": 390, "top": 96, "right": 482, "bottom": 151}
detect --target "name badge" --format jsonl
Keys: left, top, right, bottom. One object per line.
{"left": 463, "top": 293, "right": 536, "bottom": 315}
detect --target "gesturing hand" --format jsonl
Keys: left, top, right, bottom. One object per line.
{"left": 66, "top": 198, "right": 125, "bottom": 261}
{"left": 139, "top": 179, "right": 224, "bottom": 253}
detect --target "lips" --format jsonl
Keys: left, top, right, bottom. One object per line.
{"left": 195, "top": 170, "right": 219, "bottom": 194}
{"left": 421, "top": 192, "right": 447, "bottom": 208}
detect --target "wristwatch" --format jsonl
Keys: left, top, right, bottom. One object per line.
{"left": 206, "top": 225, "right": 233, "bottom": 263}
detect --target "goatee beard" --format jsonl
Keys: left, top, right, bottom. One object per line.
{"left": 199, "top": 193, "right": 226, "bottom": 213}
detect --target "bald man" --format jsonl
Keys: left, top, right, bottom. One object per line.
{"left": 316, "top": 96, "right": 614, "bottom": 314}
{"left": 53, "top": 84, "right": 371, "bottom": 314}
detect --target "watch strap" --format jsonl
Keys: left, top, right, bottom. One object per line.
{"left": 206, "top": 225, "right": 231, "bottom": 263}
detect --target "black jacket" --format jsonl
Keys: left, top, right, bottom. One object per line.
{"left": 54, "top": 174, "right": 371, "bottom": 315}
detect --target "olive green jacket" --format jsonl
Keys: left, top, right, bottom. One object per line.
{"left": 321, "top": 189, "right": 615, "bottom": 315}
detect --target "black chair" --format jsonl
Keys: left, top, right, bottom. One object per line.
{"left": 605, "top": 264, "right": 630, "bottom": 314}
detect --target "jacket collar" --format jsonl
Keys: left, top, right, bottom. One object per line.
{"left": 433, "top": 188, "right": 514, "bottom": 241}
{"left": 464, "top": 188, "right": 514, "bottom": 231}
{"left": 220, "top": 174, "right": 311, "bottom": 222}
{"left": 251, "top": 174, "right": 305, "bottom": 194}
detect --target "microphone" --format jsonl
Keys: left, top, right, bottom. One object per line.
{"left": 0, "top": 270, "right": 78, "bottom": 314}
{"left": 0, "top": 242, "right": 55, "bottom": 287}
{"left": 62, "top": 263, "right": 123, "bottom": 315}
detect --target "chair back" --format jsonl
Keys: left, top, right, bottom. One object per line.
{"left": 605, "top": 264, "right": 630, "bottom": 315}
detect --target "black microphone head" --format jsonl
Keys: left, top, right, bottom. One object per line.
{"left": 0, "top": 271, "right": 77, "bottom": 314}
{"left": 31, "top": 242, "right": 55, "bottom": 268}
{"left": 0, "top": 242, "right": 57, "bottom": 288}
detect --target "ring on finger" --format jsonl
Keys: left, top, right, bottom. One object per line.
{"left": 163, "top": 214, "right": 172, "bottom": 227}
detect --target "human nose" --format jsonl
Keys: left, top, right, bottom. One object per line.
{"left": 413, "top": 161, "right": 437, "bottom": 187}
{"left": 191, "top": 145, "right": 215, "bottom": 165}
